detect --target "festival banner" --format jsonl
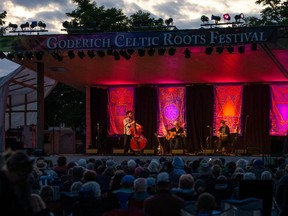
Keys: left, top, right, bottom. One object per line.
{"left": 108, "top": 87, "right": 134, "bottom": 136}
{"left": 157, "top": 87, "right": 186, "bottom": 136}
{"left": 270, "top": 85, "right": 288, "bottom": 136}
{"left": 214, "top": 85, "right": 243, "bottom": 135}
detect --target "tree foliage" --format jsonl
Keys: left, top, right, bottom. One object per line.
{"left": 246, "top": 0, "right": 288, "bottom": 25}
{"left": 0, "top": 11, "right": 7, "bottom": 35}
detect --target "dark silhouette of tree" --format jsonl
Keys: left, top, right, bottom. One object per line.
{"left": 0, "top": 11, "right": 7, "bottom": 35}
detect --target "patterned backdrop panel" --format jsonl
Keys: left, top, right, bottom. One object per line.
{"left": 214, "top": 85, "right": 243, "bottom": 135}
{"left": 270, "top": 85, "right": 288, "bottom": 136}
{"left": 108, "top": 87, "right": 135, "bottom": 136}
{"left": 158, "top": 87, "right": 186, "bottom": 136}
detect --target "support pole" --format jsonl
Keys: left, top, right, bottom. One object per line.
{"left": 37, "top": 62, "right": 44, "bottom": 150}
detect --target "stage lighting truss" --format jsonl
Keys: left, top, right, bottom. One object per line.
{"left": 7, "top": 21, "right": 48, "bottom": 34}
{"left": 200, "top": 13, "right": 244, "bottom": 28}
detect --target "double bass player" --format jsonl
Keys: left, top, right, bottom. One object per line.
{"left": 123, "top": 110, "right": 135, "bottom": 154}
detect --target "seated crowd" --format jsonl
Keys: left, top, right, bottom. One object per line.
{"left": 0, "top": 149, "right": 288, "bottom": 216}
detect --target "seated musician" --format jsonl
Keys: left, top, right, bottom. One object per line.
{"left": 166, "top": 121, "right": 186, "bottom": 153}
{"left": 216, "top": 120, "right": 230, "bottom": 153}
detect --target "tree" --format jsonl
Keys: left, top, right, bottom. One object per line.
{"left": 0, "top": 11, "right": 7, "bottom": 35}
{"left": 246, "top": 0, "right": 288, "bottom": 25}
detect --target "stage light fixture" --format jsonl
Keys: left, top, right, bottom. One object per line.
{"left": 67, "top": 51, "right": 75, "bottom": 59}
{"left": 62, "top": 20, "right": 70, "bottom": 29}
{"left": 30, "top": 21, "right": 38, "bottom": 29}
{"left": 227, "top": 46, "right": 234, "bottom": 54}
{"left": 238, "top": 46, "right": 245, "bottom": 54}
{"left": 52, "top": 52, "right": 63, "bottom": 62}
{"left": 205, "top": 47, "right": 213, "bottom": 55}
{"left": 223, "top": 13, "right": 231, "bottom": 21}
{"left": 165, "top": 18, "right": 173, "bottom": 26}
{"left": 155, "top": 18, "right": 164, "bottom": 25}
{"left": 38, "top": 21, "right": 46, "bottom": 29}
{"left": 87, "top": 50, "right": 95, "bottom": 58}
{"left": 216, "top": 47, "right": 224, "bottom": 54}
{"left": 113, "top": 51, "right": 120, "bottom": 60}
{"left": 158, "top": 48, "right": 166, "bottom": 56}
{"left": 35, "top": 51, "right": 43, "bottom": 60}
{"left": 77, "top": 51, "right": 85, "bottom": 59}
{"left": 126, "top": 49, "right": 135, "bottom": 55}
{"left": 119, "top": 50, "right": 130, "bottom": 60}
{"left": 251, "top": 43, "right": 257, "bottom": 51}
{"left": 20, "top": 22, "right": 29, "bottom": 30}
{"left": 211, "top": 15, "right": 221, "bottom": 24}
{"left": 97, "top": 50, "right": 105, "bottom": 58}
{"left": 184, "top": 48, "right": 191, "bottom": 58}
{"left": 0, "top": 51, "right": 6, "bottom": 59}
{"left": 201, "top": 15, "right": 209, "bottom": 23}
{"left": 147, "top": 48, "right": 155, "bottom": 56}
{"left": 8, "top": 22, "right": 18, "bottom": 31}
{"left": 25, "top": 52, "right": 34, "bottom": 60}
{"left": 235, "top": 13, "right": 244, "bottom": 22}
{"left": 138, "top": 49, "right": 145, "bottom": 57}
{"left": 106, "top": 49, "right": 113, "bottom": 55}
{"left": 168, "top": 48, "right": 176, "bottom": 56}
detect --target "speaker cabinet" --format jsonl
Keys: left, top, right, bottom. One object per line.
{"left": 86, "top": 148, "right": 98, "bottom": 154}
{"left": 143, "top": 149, "right": 155, "bottom": 155}
{"left": 171, "top": 149, "right": 184, "bottom": 155}
{"left": 202, "top": 148, "right": 214, "bottom": 155}
{"left": 235, "top": 149, "right": 247, "bottom": 155}
{"left": 113, "top": 148, "right": 124, "bottom": 154}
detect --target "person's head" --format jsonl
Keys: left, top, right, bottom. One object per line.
{"left": 178, "top": 174, "right": 194, "bottom": 189}
{"left": 126, "top": 110, "right": 133, "bottom": 117}
{"left": 173, "top": 121, "right": 180, "bottom": 128}
{"left": 220, "top": 120, "right": 226, "bottom": 125}
{"left": 156, "top": 172, "right": 170, "bottom": 191}
{"left": 30, "top": 193, "right": 47, "bottom": 214}
{"left": 134, "top": 177, "right": 147, "bottom": 192}
{"left": 196, "top": 192, "right": 216, "bottom": 213}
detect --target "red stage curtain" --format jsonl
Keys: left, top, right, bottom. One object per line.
{"left": 270, "top": 85, "right": 288, "bottom": 135}
{"left": 214, "top": 85, "right": 243, "bottom": 135}
{"left": 157, "top": 87, "right": 186, "bottom": 136}
{"left": 108, "top": 87, "right": 134, "bottom": 136}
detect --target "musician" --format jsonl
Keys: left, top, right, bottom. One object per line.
{"left": 167, "top": 121, "right": 186, "bottom": 153}
{"left": 217, "top": 120, "right": 230, "bottom": 153}
{"left": 123, "top": 110, "right": 135, "bottom": 154}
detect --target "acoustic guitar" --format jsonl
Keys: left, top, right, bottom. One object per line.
{"left": 165, "top": 131, "right": 185, "bottom": 141}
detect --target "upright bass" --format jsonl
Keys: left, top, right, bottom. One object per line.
{"left": 130, "top": 120, "right": 147, "bottom": 152}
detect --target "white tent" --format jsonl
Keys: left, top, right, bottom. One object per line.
{"left": 0, "top": 59, "right": 57, "bottom": 151}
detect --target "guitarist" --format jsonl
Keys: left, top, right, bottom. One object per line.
{"left": 216, "top": 120, "right": 230, "bottom": 153}
{"left": 167, "top": 121, "right": 186, "bottom": 153}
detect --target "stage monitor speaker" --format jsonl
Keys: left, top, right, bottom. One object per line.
{"left": 235, "top": 149, "right": 247, "bottom": 155}
{"left": 143, "top": 149, "right": 155, "bottom": 155}
{"left": 171, "top": 149, "right": 184, "bottom": 155}
{"left": 86, "top": 148, "right": 98, "bottom": 154}
{"left": 202, "top": 148, "right": 214, "bottom": 155}
{"left": 113, "top": 148, "right": 124, "bottom": 154}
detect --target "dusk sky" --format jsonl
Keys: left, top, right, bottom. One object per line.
{"left": 1, "top": 0, "right": 264, "bottom": 34}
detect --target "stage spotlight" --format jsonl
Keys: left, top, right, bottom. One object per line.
{"left": 106, "top": 49, "right": 113, "bottom": 55}
{"left": 211, "top": 15, "right": 221, "bottom": 24}
{"left": 52, "top": 52, "right": 63, "bottom": 62}
{"left": 25, "top": 52, "right": 34, "bottom": 60}
{"left": 77, "top": 51, "right": 85, "bottom": 59}
{"left": 35, "top": 51, "right": 43, "bottom": 61}
{"left": 223, "top": 13, "right": 231, "bottom": 21}
{"left": 97, "top": 50, "right": 105, "bottom": 58}
{"left": 67, "top": 51, "right": 75, "bottom": 59}
{"left": 235, "top": 13, "right": 244, "bottom": 22}
{"left": 227, "top": 46, "right": 234, "bottom": 54}
{"left": 168, "top": 47, "right": 176, "bottom": 56}
{"left": 127, "top": 48, "right": 135, "bottom": 55}
{"left": 205, "top": 47, "right": 213, "bottom": 55}
{"left": 20, "top": 22, "right": 29, "bottom": 30}
{"left": 155, "top": 18, "right": 164, "bottom": 26}
{"left": 0, "top": 51, "right": 6, "bottom": 59}
{"left": 158, "top": 48, "right": 166, "bottom": 56}
{"left": 119, "top": 50, "right": 130, "bottom": 59}
{"left": 30, "top": 21, "right": 38, "bottom": 29}
{"left": 184, "top": 48, "right": 191, "bottom": 58}
{"left": 138, "top": 49, "right": 145, "bottom": 57}
{"left": 113, "top": 51, "right": 120, "bottom": 61}
{"left": 165, "top": 18, "right": 173, "bottom": 25}
{"left": 201, "top": 15, "right": 209, "bottom": 23}
{"left": 238, "top": 46, "right": 245, "bottom": 54}
{"left": 87, "top": 50, "right": 95, "bottom": 58}
{"left": 251, "top": 43, "right": 257, "bottom": 51}
{"left": 8, "top": 22, "right": 18, "bottom": 31}
{"left": 38, "top": 21, "right": 46, "bottom": 29}
{"left": 62, "top": 20, "right": 70, "bottom": 29}
{"left": 216, "top": 47, "right": 224, "bottom": 54}
{"left": 147, "top": 48, "right": 155, "bottom": 56}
